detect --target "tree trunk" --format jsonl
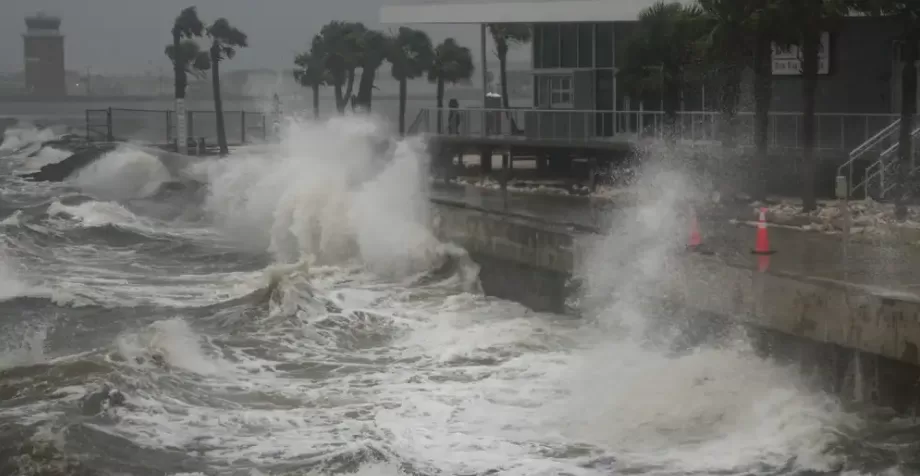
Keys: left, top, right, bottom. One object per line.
{"left": 801, "top": 27, "right": 820, "bottom": 212}
{"left": 895, "top": 37, "right": 918, "bottom": 220}
{"left": 720, "top": 63, "right": 742, "bottom": 148}
{"left": 211, "top": 48, "right": 228, "bottom": 156}
{"left": 312, "top": 84, "right": 320, "bottom": 119}
{"left": 172, "top": 30, "right": 187, "bottom": 155}
{"left": 334, "top": 72, "right": 345, "bottom": 113}
{"left": 357, "top": 67, "right": 377, "bottom": 111}
{"left": 399, "top": 78, "right": 407, "bottom": 135}
{"left": 497, "top": 46, "right": 521, "bottom": 134}
{"left": 436, "top": 78, "right": 444, "bottom": 134}
{"left": 662, "top": 68, "right": 682, "bottom": 133}
{"left": 173, "top": 31, "right": 184, "bottom": 100}
{"left": 753, "top": 31, "right": 773, "bottom": 201}
{"left": 344, "top": 69, "right": 356, "bottom": 111}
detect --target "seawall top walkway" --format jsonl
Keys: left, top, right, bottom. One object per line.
{"left": 429, "top": 184, "right": 920, "bottom": 296}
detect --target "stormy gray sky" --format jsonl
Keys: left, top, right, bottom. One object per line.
{"left": 2, "top": 0, "right": 516, "bottom": 74}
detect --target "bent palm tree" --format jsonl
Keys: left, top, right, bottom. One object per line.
{"left": 294, "top": 36, "right": 328, "bottom": 119}
{"left": 487, "top": 24, "right": 531, "bottom": 110}
{"left": 170, "top": 6, "right": 205, "bottom": 153}
{"left": 206, "top": 18, "right": 248, "bottom": 156}
{"left": 165, "top": 39, "right": 211, "bottom": 80}
{"left": 388, "top": 27, "right": 434, "bottom": 134}
{"left": 428, "top": 38, "right": 474, "bottom": 133}
{"left": 320, "top": 21, "right": 365, "bottom": 113}
{"left": 355, "top": 29, "right": 390, "bottom": 111}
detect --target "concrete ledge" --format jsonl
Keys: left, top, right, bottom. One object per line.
{"left": 430, "top": 199, "right": 920, "bottom": 367}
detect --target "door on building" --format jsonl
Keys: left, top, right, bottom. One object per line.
{"left": 595, "top": 69, "right": 614, "bottom": 137}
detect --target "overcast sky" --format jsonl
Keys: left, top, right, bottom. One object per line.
{"left": 2, "top": 0, "right": 525, "bottom": 75}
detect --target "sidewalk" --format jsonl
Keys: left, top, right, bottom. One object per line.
{"left": 429, "top": 183, "right": 920, "bottom": 294}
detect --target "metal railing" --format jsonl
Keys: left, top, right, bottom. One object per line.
{"left": 413, "top": 107, "right": 900, "bottom": 153}
{"left": 856, "top": 127, "right": 920, "bottom": 199}
{"left": 85, "top": 107, "right": 268, "bottom": 146}
{"left": 837, "top": 118, "right": 903, "bottom": 198}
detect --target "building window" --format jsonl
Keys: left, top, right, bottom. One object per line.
{"left": 541, "top": 75, "right": 573, "bottom": 108}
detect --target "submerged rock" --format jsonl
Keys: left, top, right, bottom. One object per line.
{"left": 80, "top": 385, "right": 126, "bottom": 416}
{"left": 25, "top": 143, "right": 117, "bottom": 182}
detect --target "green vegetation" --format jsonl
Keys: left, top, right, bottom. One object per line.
{"left": 387, "top": 27, "right": 434, "bottom": 134}
{"left": 167, "top": 7, "right": 247, "bottom": 156}
{"left": 618, "top": 0, "right": 920, "bottom": 212}
{"left": 292, "top": 23, "right": 476, "bottom": 133}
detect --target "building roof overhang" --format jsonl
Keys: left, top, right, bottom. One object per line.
{"left": 380, "top": 0, "right": 688, "bottom": 24}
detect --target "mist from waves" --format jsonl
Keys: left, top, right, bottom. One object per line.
{"left": 0, "top": 120, "right": 916, "bottom": 476}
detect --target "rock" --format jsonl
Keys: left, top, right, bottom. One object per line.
{"left": 24, "top": 143, "right": 117, "bottom": 182}
{"left": 80, "top": 385, "right": 126, "bottom": 416}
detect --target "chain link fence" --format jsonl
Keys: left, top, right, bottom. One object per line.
{"left": 85, "top": 107, "right": 268, "bottom": 147}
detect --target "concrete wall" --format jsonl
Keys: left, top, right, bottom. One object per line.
{"left": 429, "top": 198, "right": 920, "bottom": 409}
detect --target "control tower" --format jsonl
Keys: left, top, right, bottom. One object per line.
{"left": 23, "top": 13, "right": 66, "bottom": 96}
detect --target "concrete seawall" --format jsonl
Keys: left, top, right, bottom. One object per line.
{"left": 429, "top": 198, "right": 920, "bottom": 411}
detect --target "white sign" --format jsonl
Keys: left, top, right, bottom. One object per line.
{"left": 772, "top": 32, "right": 830, "bottom": 76}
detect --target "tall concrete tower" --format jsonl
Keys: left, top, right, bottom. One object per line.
{"left": 23, "top": 13, "right": 66, "bottom": 97}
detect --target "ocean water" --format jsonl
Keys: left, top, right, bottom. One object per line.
{"left": 0, "top": 116, "right": 918, "bottom": 476}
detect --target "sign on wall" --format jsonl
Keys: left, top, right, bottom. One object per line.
{"left": 772, "top": 32, "right": 831, "bottom": 76}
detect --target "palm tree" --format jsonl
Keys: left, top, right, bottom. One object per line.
{"left": 428, "top": 38, "right": 475, "bottom": 133}
{"left": 294, "top": 35, "right": 328, "bottom": 119}
{"left": 387, "top": 27, "right": 434, "bottom": 135}
{"left": 698, "top": 0, "right": 754, "bottom": 146}
{"left": 617, "top": 1, "right": 706, "bottom": 127}
{"left": 206, "top": 18, "right": 248, "bottom": 156}
{"left": 355, "top": 29, "right": 390, "bottom": 111}
{"left": 170, "top": 6, "right": 205, "bottom": 153}
{"left": 856, "top": 0, "right": 920, "bottom": 218}
{"left": 781, "top": 0, "right": 848, "bottom": 212}
{"left": 165, "top": 39, "right": 211, "bottom": 82}
{"left": 749, "top": 1, "right": 789, "bottom": 201}
{"left": 487, "top": 24, "right": 531, "bottom": 109}
{"left": 319, "top": 21, "right": 366, "bottom": 113}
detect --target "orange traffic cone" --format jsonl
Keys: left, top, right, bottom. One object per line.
{"left": 686, "top": 206, "right": 713, "bottom": 254}
{"left": 752, "top": 207, "right": 776, "bottom": 255}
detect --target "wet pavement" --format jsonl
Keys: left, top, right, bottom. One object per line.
{"left": 429, "top": 184, "right": 920, "bottom": 294}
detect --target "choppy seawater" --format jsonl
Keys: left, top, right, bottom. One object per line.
{"left": 0, "top": 117, "right": 919, "bottom": 476}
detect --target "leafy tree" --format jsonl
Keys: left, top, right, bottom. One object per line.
{"left": 206, "top": 18, "right": 248, "bottom": 156}
{"left": 779, "top": 0, "right": 849, "bottom": 212}
{"left": 857, "top": 0, "right": 920, "bottom": 218}
{"left": 428, "top": 38, "right": 475, "bottom": 133}
{"left": 387, "top": 27, "right": 434, "bottom": 135}
{"left": 319, "top": 21, "right": 366, "bottom": 113}
{"left": 294, "top": 35, "right": 329, "bottom": 119}
{"left": 487, "top": 24, "right": 531, "bottom": 109}
{"left": 355, "top": 29, "right": 390, "bottom": 111}
{"left": 617, "top": 1, "right": 706, "bottom": 127}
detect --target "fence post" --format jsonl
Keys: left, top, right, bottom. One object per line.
{"left": 106, "top": 107, "right": 114, "bottom": 142}
{"left": 187, "top": 110, "right": 194, "bottom": 145}
{"left": 262, "top": 114, "right": 267, "bottom": 140}
{"left": 165, "top": 110, "right": 172, "bottom": 145}
{"left": 85, "top": 109, "right": 90, "bottom": 140}
{"left": 241, "top": 111, "right": 246, "bottom": 144}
